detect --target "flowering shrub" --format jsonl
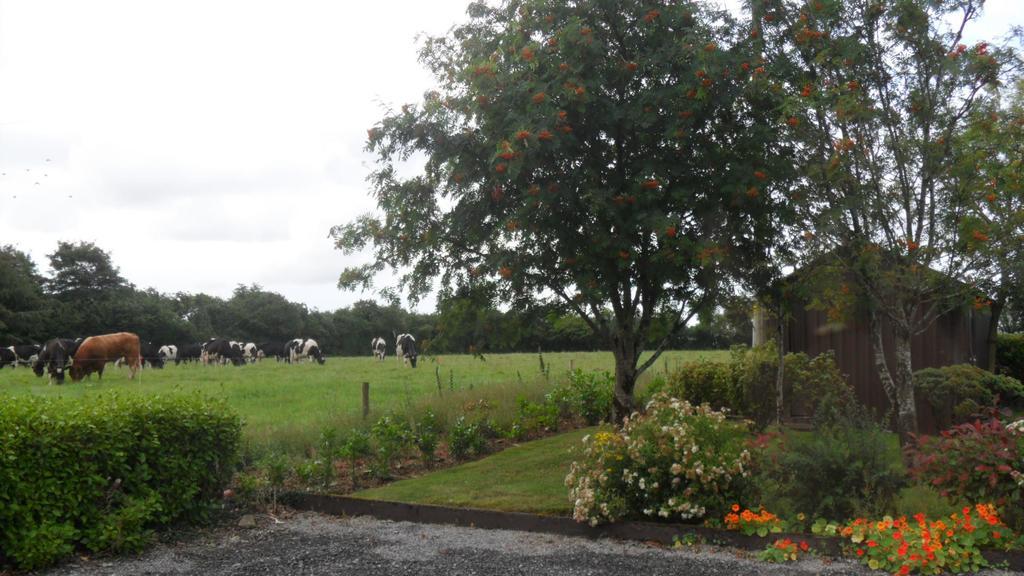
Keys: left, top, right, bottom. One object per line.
{"left": 907, "top": 417, "right": 1023, "bottom": 530}
{"left": 841, "top": 505, "right": 1010, "bottom": 574}
{"left": 565, "top": 394, "right": 753, "bottom": 526}
{"left": 724, "top": 505, "right": 787, "bottom": 536}
{"left": 759, "top": 538, "right": 810, "bottom": 563}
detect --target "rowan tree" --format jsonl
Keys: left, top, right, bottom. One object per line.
{"left": 332, "top": 0, "right": 793, "bottom": 421}
{"left": 757, "top": 0, "right": 1019, "bottom": 446}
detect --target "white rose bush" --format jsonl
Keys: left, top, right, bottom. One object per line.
{"left": 565, "top": 393, "right": 754, "bottom": 526}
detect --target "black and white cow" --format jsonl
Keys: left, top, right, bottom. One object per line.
{"left": 141, "top": 341, "right": 165, "bottom": 369}
{"left": 158, "top": 345, "right": 178, "bottom": 364}
{"left": 0, "top": 347, "right": 16, "bottom": 369}
{"left": 203, "top": 338, "right": 245, "bottom": 366}
{"left": 286, "top": 338, "right": 325, "bottom": 365}
{"left": 257, "top": 341, "right": 286, "bottom": 362}
{"left": 8, "top": 344, "right": 41, "bottom": 368}
{"left": 241, "top": 342, "right": 259, "bottom": 363}
{"left": 396, "top": 333, "right": 418, "bottom": 368}
{"left": 371, "top": 337, "right": 386, "bottom": 361}
{"left": 176, "top": 343, "right": 203, "bottom": 364}
{"left": 33, "top": 338, "right": 80, "bottom": 384}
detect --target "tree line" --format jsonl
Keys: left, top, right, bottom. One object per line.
{"left": 0, "top": 241, "right": 749, "bottom": 355}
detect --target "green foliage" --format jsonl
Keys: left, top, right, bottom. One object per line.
{"left": 997, "top": 333, "right": 1024, "bottom": 385}
{"left": 413, "top": 410, "right": 442, "bottom": 461}
{"left": 566, "top": 394, "right": 754, "bottom": 525}
{"left": 369, "top": 415, "right": 413, "bottom": 479}
{"left": 914, "top": 364, "right": 1024, "bottom": 428}
{"left": 448, "top": 416, "right": 488, "bottom": 461}
{"left": 657, "top": 343, "right": 861, "bottom": 429}
{"left": 338, "top": 429, "right": 372, "bottom": 487}
{"left": 0, "top": 393, "right": 240, "bottom": 569}
{"left": 759, "top": 426, "right": 906, "bottom": 522}
{"left": 545, "top": 369, "right": 613, "bottom": 425}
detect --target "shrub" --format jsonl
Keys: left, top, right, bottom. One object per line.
{"left": 369, "top": 415, "right": 412, "bottom": 479}
{"left": 654, "top": 359, "right": 732, "bottom": 409}
{"left": 565, "top": 394, "right": 754, "bottom": 526}
{"left": 447, "top": 416, "right": 488, "bottom": 460}
{"left": 914, "top": 364, "right": 1024, "bottom": 428}
{"left": 907, "top": 417, "right": 1023, "bottom": 530}
{"left": 759, "top": 424, "right": 906, "bottom": 521}
{"left": 413, "top": 410, "right": 441, "bottom": 462}
{"left": 997, "top": 333, "right": 1024, "bottom": 384}
{"left": 514, "top": 397, "right": 559, "bottom": 435}
{"left": 0, "top": 393, "right": 240, "bottom": 569}
{"left": 548, "top": 369, "right": 614, "bottom": 425}
{"left": 338, "top": 430, "right": 372, "bottom": 487}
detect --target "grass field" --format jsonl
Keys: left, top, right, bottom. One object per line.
{"left": 0, "top": 350, "right": 725, "bottom": 458}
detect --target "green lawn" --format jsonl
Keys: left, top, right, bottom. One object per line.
{"left": 0, "top": 350, "right": 723, "bottom": 457}
{"left": 354, "top": 427, "right": 599, "bottom": 515}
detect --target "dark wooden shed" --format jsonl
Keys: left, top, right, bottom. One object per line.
{"left": 755, "top": 300, "right": 993, "bottom": 434}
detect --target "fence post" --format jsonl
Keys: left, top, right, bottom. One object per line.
{"left": 435, "top": 366, "right": 442, "bottom": 395}
{"left": 362, "top": 382, "right": 370, "bottom": 420}
{"left": 570, "top": 359, "right": 574, "bottom": 372}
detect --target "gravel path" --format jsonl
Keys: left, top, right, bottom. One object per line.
{"left": 39, "top": 511, "right": 1021, "bottom": 576}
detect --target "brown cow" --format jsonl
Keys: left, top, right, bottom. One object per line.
{"left": 70, "top": 332, "right": 141, "bottom": 381}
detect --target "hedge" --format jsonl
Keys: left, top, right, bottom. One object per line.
{"left": 914, "top": 364, "right": 1024, "bottom": 428}
{"left": 0, "top": 393, "right": 241, "bottom": 569}
{"left": 997, "top": 333, "right": 1024, "bottom": 385}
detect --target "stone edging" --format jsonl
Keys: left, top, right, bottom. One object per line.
{"left": 282, "top": 492, "right": 1024, "bottom": 570}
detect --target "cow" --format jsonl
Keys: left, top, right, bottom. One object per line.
{"left": 286, "top": 338, "right": 325, "bottom": 365}
{"left": 257, "top": 341, "right": 286, "bottom": 362}
{"left": 158, "top": 344, "right": 178, "bottom": 364}
{"left": 372, "top": 337, "right": 387, "bottom": 361}
{"left": 33, "top": 338, "right": 80, "bottom": 384}
{"left": 242, "top": 342, "right": 259, "bottom": 363}
{"left": 140, "top": 341, "right": 164, "bottom": 369}
{"left": 204, "top": 338, "right": 245, "bottom": 366}
{"left": 71, "top": 332, "right": 142, "bottom": 381}
{"left": 1, "top": 347, "right": 17, "bottom": 369}
{"left": 176, "top": 343, "right": 203, "bottom": 364}
{"left": 8, "top": 344, "right": 41, "bottom": 368}
{"left": 396, "top": 333, "right": 418, "bottom": 368}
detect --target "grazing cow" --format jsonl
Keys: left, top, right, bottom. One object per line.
{"left": 257, "top": 341, "right": 286, "bottom": 362}
{"left": 6, "top": 344, "right": 41, "bottom": 368}
{"left": 396, "top": 333, "right": 418, "bottom": 368}
{"left": 1, "top": 347, "right": 17, "bottom": 369}
{"left": 141, "top": 341, "right": 164, "bottom": 369}
{"left": 204, "top": 338, "right": 245, "bottom": 366}
{"left": 176, "top": 343, "right": 202, "bottom": 364}
{"left": 71, "top": 332, "right": 142, "bottom": 381}
{"left": 286, "top": 338, "right": 325, "bottom": 365}
{"left": 242, "top": 342, "right": 259, "bottom": 363}
{"left": 158, "top": 345, "right": 178, "bottom": 364}
{"left": 371, "top": 337, "right": 387, "bottom": 361}
{"left": 33, "top": 338, "right": 80, "bottom": 383}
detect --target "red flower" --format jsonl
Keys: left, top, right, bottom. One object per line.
{"left": 574, "top": 86, "right": 586, "bottom": 95}
{"left": 521, "top": 47, "right": 535, "bottom": 61}
{"left": 899, "top": 566, "right": 910, "bottom": 576}
{"left": 537, "top": 129, "right": 554, "bottom": 141}
{"left": 986, "top": 192, "right": 996, "bottom": 203}
{"left": 856, "top": 549, "right": 865, "bottom": 557}
{"left": 702, "top": 78, "right": 712, "bottom": 88}
{"left": 641, "top": 179, "right": 660, "bottom": 190}
{"left": 867, "top": 540, "right": 878, "bottom": 548}
{"left": 753, "top": 170, "right": 767, "bottom": 180}
{"left": 499, "top": 266, "right": 512, "bottom": 279}
{"left": 498, "top": 152, "right": 515, "bottom": 160}
{"left": 972, "top": 229, "right": 989, "bottom": 242}
{"left": 741, "top": 62, "right": 751, "bottom": 71}
{"left": 643, "top": 9, "right": 660, "bottom": 23}
{"left": 515, "top": 130, "right": 531, "bottom": 140}
{"left": 557, "top": 110, "right": 568, "bottom": 120}
{"left": 799, "top": 541, "right": 809, "bottom": 552}
{"left": 848, "top": 80, "right": 860, "bottom": 90}
{"left": 532, "top": 92, "right": 547, "bottom": 104}
{"left": 754, "top": 66, "right": 766, "bottom": 75}
{"left": 801, "top": 83, "right": 813, "bottom": 97}
{"left": 625, "top": 61, "right": 638, "bottom": 72}
{"left": 787, "top": 116, "right": 800, "bottom": 127}
{"left": 559, "top": 62, "right": 570, "bottom": 71}
{"left": 495, "top": 163, "right": 507, "bottom": 174}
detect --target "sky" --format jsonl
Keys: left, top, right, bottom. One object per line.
{"left": 0, "top": 1, "right": 1020, "bottom": 312}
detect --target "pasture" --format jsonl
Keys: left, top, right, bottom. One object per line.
{"left": 0, "top": 350, "right": 726, "bottom": 458}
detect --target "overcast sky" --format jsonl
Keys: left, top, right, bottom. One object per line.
{"left": 0, "top": 1, "right": 1019, "bottom": 312}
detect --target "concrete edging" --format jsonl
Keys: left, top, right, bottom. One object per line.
{"left": 282, "top": 492, "right": 1024, "bottom": 570}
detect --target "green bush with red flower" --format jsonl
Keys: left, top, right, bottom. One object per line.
{"left": 759, "top": 538, "right": 811, "bottom": 563}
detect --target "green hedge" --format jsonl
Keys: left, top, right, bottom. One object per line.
{"left": 0, "top": 393, "right": 241, "bottom": 569}
{"left": 914, "top": 364, "right": 1024, "bottom": 429}
{"left": 997, "top": 333, "right": 1024, "bottom": 384}
{"left": 651, "top": 343, "right": 860, "bottom": 429}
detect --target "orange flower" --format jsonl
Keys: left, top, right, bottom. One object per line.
{"left": 686, "top": 89, "right": 697, "bottom": 99}
{"left": 618, "top": 249, "right": 630, "bottom": 260}
{"left": 986, "top": 192, "right": 996, "bottom": 203}
{"left": 527, "top": 184, "right": 541, "bottom": 196}
{"left": 753, "top": 170, "right": 767, "bottom": 180}
{"left": 666, "top": 225, "right": 677, "bottom": 238}
{"left": 641, "top": 179, "right": 660, "bottom": 190}
{"left": 557, "top": 110, "right": 568, "bottom": 120}
{"left": 495, "top": 163, "right": 507, "bottom": 174}
{"left": 498, "top": 152, "right": 515, "bottom": 160}
{"left": 625, "top": 61, "right": 638, "bottom": 72}
{"left": 521, "top": 47, "right": 535, "bottom": 61}
{"left": 848, "top": 80, "right": 860, "bottom": 90}
{"left": 515, "top": 130, "right": 531, "bottom": 140}
{"left": 499, "top": 266, "right": 512, "bottom": 279}
{"left": 580, "top": 27, "right": 592, "bottom": 35}
{"left": 741, "top": 62, "right": 751, "bottom": 71}
{"left": 532, "top": 92, "right": 547, "bottom": 104}
{"left": 755, "top": 66, "right": 766, "bottom": 74}
{"left": 787, "top": 116, "right": 800, "bottom": 127}
{"left": 559, "top": 125, "right": 573, "bottom": 134}
{"left": 537, "top": 129, "right": 554, "bottom": 141}
{"left": 574, "top": 86, "right": 586, "bottom": 95}
{"left": 702, "top": 78, "right": 712, "bottom": 87}
{"left": 746, "top": 187, "right": 759, "bottom": 198}
{"left": 801, "top": 83, "right": 813, "bottom": 97}
{"left": 547, "top": 37, "right": 558, "bottom": 47}
{"left": 731, "top": 504, "right": 740, "bottom": 512}
{"left": 972, "top": 229, "right": 989, "bottom": 242}
{"left": 643, "top": 9, "right": 660, "bottom": 23}
{"left": 704, "top": 42, "right": 717, "bottom": 52}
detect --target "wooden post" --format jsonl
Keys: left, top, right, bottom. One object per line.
{"left": 362, "top": 382, "right": 370, "bottom": 420}
{"left": 435, "top": 366, "right": 442, "bottom": 395}
{"left": 570, "top": 359, "right": 574, "bottom": 372}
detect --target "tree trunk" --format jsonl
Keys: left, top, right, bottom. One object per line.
{"left": 775, "top": 305, "right": 785, "bottom": 426}
{"left": 611, "top": 341, "right": 639, "bottom": 424}
{"left": 986, "top": 299, "right": 1004, "bottom": 372}
{"left": 891, "top": 325, "right": 918, "bottom": 450}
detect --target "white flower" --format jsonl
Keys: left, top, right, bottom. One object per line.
{"left": 670, "top": 463, "right": 683, "bottom": 475}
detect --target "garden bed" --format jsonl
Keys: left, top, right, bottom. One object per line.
{"left": 281, "top": 493, "right": 1024, "bottom": 571}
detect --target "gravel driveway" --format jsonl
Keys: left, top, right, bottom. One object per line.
{"left": 39, "top": 511, "right": 1020, "bottom": 576}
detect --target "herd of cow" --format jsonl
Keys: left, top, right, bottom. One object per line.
{"left": 1, "top": 332, "right": 420, "bottom": 384}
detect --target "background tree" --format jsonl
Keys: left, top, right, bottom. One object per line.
{"left": 333, "top": 0, "right": 792, "bottom": 420}
{"left": 948, "top": 78, "right": 1024, "bottom": 367}
{"left": 759, "top": 0, "right": 1019, "bottom": 446}
{"left": 0, "top": 245, "right": 48, "bottom": 343}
